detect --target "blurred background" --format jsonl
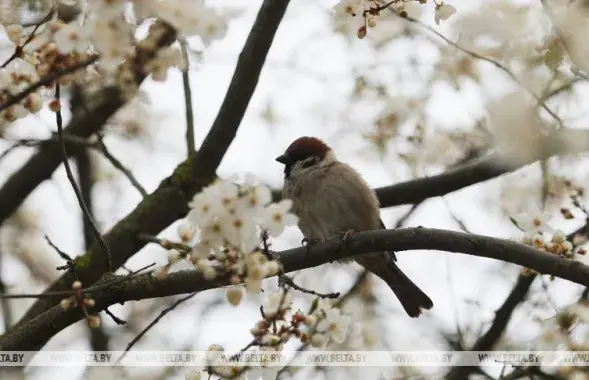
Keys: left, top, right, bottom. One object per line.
{"left": 1, "top": 0, "right": 589, "bottom": 379}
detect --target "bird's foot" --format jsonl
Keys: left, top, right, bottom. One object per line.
{"left": 341, "top": 229, "right": 356, "bottom": 242}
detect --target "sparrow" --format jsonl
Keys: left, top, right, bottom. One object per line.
{"left": 276, "top": 136, "right": 433, "bottom": 317}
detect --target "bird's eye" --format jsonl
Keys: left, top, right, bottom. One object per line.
{"left": 301, "top": 157, "right": 318, "bottom": 168}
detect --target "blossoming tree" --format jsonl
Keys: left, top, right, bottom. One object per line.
{"left": 0, "top": 0, "right": 589, "bottom": 380}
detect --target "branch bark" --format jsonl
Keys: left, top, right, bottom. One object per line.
{"left": 2, "top": 227, "right": 589, "bottom": 351}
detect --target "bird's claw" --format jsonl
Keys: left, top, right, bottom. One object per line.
{"left": 341, "top": 229, "right": 356, "bottom": 242}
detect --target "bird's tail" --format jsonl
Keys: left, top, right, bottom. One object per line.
{"left": 356, "top": 253, "right": 433, "bottom": 318}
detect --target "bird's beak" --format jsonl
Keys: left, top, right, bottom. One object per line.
{"left": 275, "top": 154, "right": 291, "bottom": 165}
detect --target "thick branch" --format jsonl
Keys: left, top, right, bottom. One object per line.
{"left": 12, "top": 0, "right": 291, "bottom": 335}
{"left": 2, "top": 227, "right": 589, "bottom": 351}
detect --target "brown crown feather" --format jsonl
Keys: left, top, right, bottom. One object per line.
{"left": 285, "top": 136, "right": 331, "bottom": 162}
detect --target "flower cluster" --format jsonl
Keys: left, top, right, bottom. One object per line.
{"left": 155, "top": 180, "right": 298, "bottom": 296}
{"left": 331, "top": 0, "right": 456, "bottom": 40}
{"left": 513, "top": 208, "right": 587, "bottom": 277}
{"left": 536, "top": 301, "right": 589, "bottom": 378}
{"left": 59, "top": 280, "right": 101, "bottom": 329}
{"left": 0, "top": 0, "right": 229, "bottom": 123}
{"left": 0, "top": 63, "right": 43, "bottom": 122}
{"left": 202, "top": 291, "right": 353, "bottom": 380}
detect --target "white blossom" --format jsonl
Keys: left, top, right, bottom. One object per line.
{"left": 513, "top": 208, "right": 554, "bottom": 234}
{"left": 259, "top": 200, "right": 298, "bottom": 237}
{"left": 315, "top": 307, "right": 352, "bottom": 344}
{"left": 263, "top": 291, "right": 292, "bottom": 315}
{"left": 434, "top": 3, "right": 457, "bottom": 26}
{"left": 54, "top": 23, "right": 90, "bottom": 54}
{"left": 4, "top": 24, "right": 23, "bottom": 44}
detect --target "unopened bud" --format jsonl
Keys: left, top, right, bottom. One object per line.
{"left": 357, "top": 26, "right": 367, "bottom": 39}
{"left": 154, "top": 267, "right": 168, "bottom": 279}
{"left": 561, "top": 208, "right": 574, "bottom": 220}
{"left": 225, "top": 286, "right": 244, "bottom": 306}
{"left": 310, "top": 333, "right": 327, "bottom": 348}
{"left": 87, "top": 315, "right": 101, "bottom": 328}
{"left": 203, "top": 267, "right": 217, "bottom": 280}
{"left": 72, "top": 281, "right": 82, "bottom": 290}
{"left": 304, "top": 315, "right": 317, "bottom": 327}
{"left": 83, "top": 298, "right": 96, "bottom": 308}
{"left": 177, "top": 224, "right": 195, "bottom": 241}
{"left": 60, "top": 298, "right": 73, "bottom": 311}
{"left": 49, "top": 98, "right": 61, "bottom": 112}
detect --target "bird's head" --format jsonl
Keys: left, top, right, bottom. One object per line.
{"left": 276, "top": 136, "right": 335, "bottom": 180}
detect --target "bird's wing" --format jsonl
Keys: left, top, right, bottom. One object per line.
{"left": 379, "top": 218, "right": 397, "bottom": 261}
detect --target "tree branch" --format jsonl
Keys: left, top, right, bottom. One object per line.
{"left": 73, "top": 142, "right": 111, "bottom": 352}
{"left": 445, "top": 274, "right": 536, "bottom": 380}
{"left": 2, "top": 227, "right": 589, "bottom": 351}
{"left": 444, "top": 223, "right": 589, "bottom": 379}
{"left": 373, "top": 128, "right": 589, "bottom": 207}
{"left": 55, "top": 84, "right": 112, "bottom": 272}
{"left": 180, "top": 38, "right": 195, "bottom": 156}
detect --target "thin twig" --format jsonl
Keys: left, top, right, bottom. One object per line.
{"left": 55, "top": 84, "right": 112, "bottom": 272}
{"left": 211, "top": 287, "right": 291, "bottom": 379}
{"left": 128, "top": 262, "right": 157, "bottom": 276}
{"left": 180, "top": 38, "right": 195, "bottom": 156}
{"left": 0, "top": 55, "right": 98, "bottom": 112}
{"left": 276, "top": 270, "right": 369, "bottom": 379}
{"left": 104, "top": 308, "right": 126, "bottom": 325}
{"left": 0, "top": 134, "right": 148, "bottom": 197}
{"left": 95, "top": 137, "right": 148, "bottom": 197}
{"left": 442, "top": 198, "right": 472, "bottom": 233}
{"left": 138, "top": 233, "right": 192, "bottom": 252}
{"left": 388, "top": 7, "right": 563, "bottom": 127}
{"left": 44, "top": 235, "right": 74, "bottom": 262}
{"left": 260, "top": 231, "right": 339, "bottom": 299}
{"left": 393, "top": 201, "right": 422, "bottom": 228}
{"left": 279, "top": 275, "right": 340, "bottom": 299}
{"left": 116, "top": 292, "right": 198, "bottom": 364}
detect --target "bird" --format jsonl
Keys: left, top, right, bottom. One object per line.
{"left": 275, "top": 136, "right": 433, "bottom": 317}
